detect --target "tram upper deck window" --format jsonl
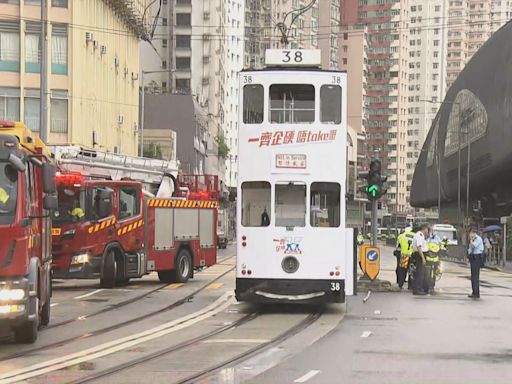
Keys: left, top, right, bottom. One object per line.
{"left": 241, "top": 181, "right": 271, "bottom": 227}
{"left": 243, "top": 85, "right": 264, "bottom": 124}
{"left": 320, "top": 85, "right": 342, "bottom": 124}
{"left": 310, "top": 182, "right": 341, "bottom": 228}
{"left": 275, "top": 182, "right": 306, "bottom": 227}
{"left": 269, "top": 84, "right": 315, "bottom": 124}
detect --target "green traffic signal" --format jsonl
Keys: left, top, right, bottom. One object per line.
{"left": 366, "top": 184, "right": 378, "bottom": 198}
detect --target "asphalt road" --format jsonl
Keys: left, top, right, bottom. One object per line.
{"left": 249, "top": 247, "right": 512, "bottom": 384}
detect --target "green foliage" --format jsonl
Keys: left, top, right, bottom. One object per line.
{"left": 215, "top": 133, "right": 230, "bottom": 159}
{"left": 143, "top": 142, "right": 163, "bottom": 159}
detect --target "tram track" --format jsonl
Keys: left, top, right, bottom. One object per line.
{"left": 70, "top": 309, "right": 323, "bottom": 384}
{"left": 0, "top": 256, "right": 236, "bottom": 362}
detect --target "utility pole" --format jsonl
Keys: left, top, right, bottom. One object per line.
{"left": 40, "top": 0, "right": 49, "bottom": 143}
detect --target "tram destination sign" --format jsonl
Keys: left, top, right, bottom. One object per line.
{"left": 265, "top": 49, "right": 321, "bottom": 67}
{"left": 276, "top": 154, "right": 307, "bottom": 169}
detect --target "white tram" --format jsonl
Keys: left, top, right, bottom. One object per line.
{"left": 235, "top": 50, "right": 354, "bottom": 304}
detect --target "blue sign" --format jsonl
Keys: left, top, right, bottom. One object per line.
{"left": 367, "top": 250, "right": 378, "bottom": 261}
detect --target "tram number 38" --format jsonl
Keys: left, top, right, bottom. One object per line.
{"left": 331, "top": 282, "right": 341, "bottom": 292}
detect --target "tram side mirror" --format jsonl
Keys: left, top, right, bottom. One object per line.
{"left": 42, "top": 164, "right": 57, "bottom": 194}
{"left": 8, "top": 154, "right": 25, "bottom": 173}
{"left": 43, "top": 195, "right": 58, "bottom": 211}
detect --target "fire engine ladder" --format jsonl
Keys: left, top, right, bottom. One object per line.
{"left": 51, "top": 145, "right": 179, "bottom": 197}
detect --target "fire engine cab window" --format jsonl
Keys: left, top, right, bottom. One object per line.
{"left": 243, "top": 84, "right": 264, "bottom": 124}
{"left": 0, "top": 163, "right": 18, "bottom": 225}
{"left": 54, "top": 186, "right": 86, "bottom": 224}
{"left": 90, "top": 187, "right": 112, "bottom": 221}
{"left": 310, "top": 182, "right": 341, "bottom": 227}
{"left": 119, "top": 187, "right": 139, "bottom": 220}
{"left": 275, "top": 182, "right": 306, "bottom": 227}
{"left": 241, "top": 181, "right": 271, "bottom": 227}
{"left": 320, "top": 85, "right": 342, "bottom": 124}
{"left": 270, "top": 84, "right": 315, "bottom": 123}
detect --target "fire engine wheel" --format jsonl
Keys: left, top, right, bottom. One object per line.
{"left": 174, "top": 249, "right": 192, "bottom": 283}
{"left": 100, "top": 249, "right": 117, "bottom": 288}
{"left": 14, "top": 297, "right": 39, "bottom": 344}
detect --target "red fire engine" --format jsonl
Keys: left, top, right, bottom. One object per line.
{"left": 50, "top": 147, "right": 218, "bottom": 287}
{"left": 0, "top": 121, "right": 57, "bottom": 343}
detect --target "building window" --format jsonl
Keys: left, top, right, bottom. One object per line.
{"left": 51, "top": 0, "right": 67, "bottom": 7}
{"left": 162, "top": 18, "right": 167, "bottom": 26}
{"left": 0, "top": 21, "right": 19, "bottom": 72}
{"left": 161, "top": 60, "right": 167, "bottom": 69}
{"left": 176, "top": 35, "right": 191, "bottom": 49}
{"left": 175, "top": 78, "right": 190, "bottom": 92}
{"left": 24, "top": 89, "right": 40, "bottom": 132}
{"left": 51, "top": 24, "right": 67, "bottom": 74}
{"left": 50, "top": 90, "right": 68, "bottom": 133}
{"left": 0, "top": 87, "right": 20, "bottom": 121}
{"left": 176, "top": 13, "right": 191, "bottom": 26}
{"left": 24, "top": 0, "right": 39, "bottom": 4}
{"left": 25, "top": 23, "right": 40, "bottom": 73}
{"left": 176, "top": 57, "right": 190, "bottom": 69}
{"left": 0, "top": 0, "right": 20, "bottom": 4}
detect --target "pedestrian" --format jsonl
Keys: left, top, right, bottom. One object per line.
{"left": 412, "top": 224, "right": 430, "bottom": 295}
{"left": 396, "top": 226, "right": 415, "bottom": 289}
{"left": 468, "top": 229, "right": 484, "bottom": 299}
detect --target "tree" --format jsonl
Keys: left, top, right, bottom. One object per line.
{"left": 143, "top": 143, "right": 163, "bottom": 159}
{"left": 215, "top": 133, "right": 230, "bottom": 159}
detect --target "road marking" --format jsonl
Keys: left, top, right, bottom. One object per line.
{"left": 73, "top": 289, "right": 104, "bottom": 300}
{"left": 0, "top": 293, "right": 233, "bottom": 384}
{"left": 207, "top": 283, "right": 223, "bottom": 290}
{"left": 202, "top": 338, "right": 268, "bottom": 344}
{"left": 50, "top": 303, "right": 59, "bottom": 307}
{"left": 360, "top": 331, "right": 372, "bottom": 338}
{"left": 294, "top": 370, "right": 321, "bottom": 383}
{"left": 374, "top": 310, "right": 381, "bottom": 315}
{"left": 166, "top": 283, "right": 184, "bottom": 289}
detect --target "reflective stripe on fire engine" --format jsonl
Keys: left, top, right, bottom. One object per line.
{"left": 117, "top": 219, "right": 144, "bottom": 236}
{"left": 147, "top": 199, "right": 219, "bottom": 209}
{"left": 87, "top": 217, "right": 116, "bottom": 234}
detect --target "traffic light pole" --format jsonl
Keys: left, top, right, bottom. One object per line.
{"left": 371, "top": 200, "right": 378, "bottom": 246}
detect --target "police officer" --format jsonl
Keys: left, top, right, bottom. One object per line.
{"left": 468, "top": 229, "right": 484, "bottom": 299}
{"left": 396, "top": 226, "right": 415, "bottom": 289}
{"left": 412, "top": 224, "right": 430, "bottom": 295}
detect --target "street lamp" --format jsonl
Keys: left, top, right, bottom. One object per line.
{"left": 140, "top": 70, "right": 175, "bottom": 157}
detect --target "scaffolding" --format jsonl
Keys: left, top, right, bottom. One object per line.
{"left": 103, "top": 0, "right": 151, "bottom": 39}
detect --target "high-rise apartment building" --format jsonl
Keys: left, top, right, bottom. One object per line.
{"left": 141, "top": 0, "right": 244, "bottom": 187}
{"left": 405, "top": 0, "right": 449, "bottom": 208}
{"left": 0, "top": 0, "right": 148, "bottom": 155}
{"left": 447, "top": 0, "right": 512, "bottom": 89}
{"left": 244, "top": 0, "right": 340, "bottom": 69}
{"left": 341, "top": 0, "right": 409, "bottom": 214}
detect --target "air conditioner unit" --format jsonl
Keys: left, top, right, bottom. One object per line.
{"left": 124, "top": 67, "right": 129, "bottom": 77}
{"left": 114, "top": 57, "right": 120, "bottom": 67}
{"left": 93, "top": 40, "right": 98, "bottom": 49}
{"left": 100, "top": 45, "right": 107, "bottom": 55}
{"left": 85, "top": 32, "right": 94, "bottom": 43}
{"left": 131, "top": 72, "right": 139, "bottom": 81}
{"left": 117, "top": 115, "right": 124, "bottom": 125}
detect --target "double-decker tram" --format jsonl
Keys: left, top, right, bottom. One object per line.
{"left": 235, "top": 50, "right": 354, "bottom": 304}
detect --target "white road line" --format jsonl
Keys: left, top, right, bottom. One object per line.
{"left": 360, "top": 331, "right": 372, "bottom": 338}
{"left": 50, "top": 303, "right": 59, "bottom": 308}
{"left": 73, "top": 289, "right": 104, "bottom": 300}
{"left": 374, "top": 310, "right": 381, "bottom": 315}
{"left": 294, "top": 370, "right": 321, "bottom": 383}
{"left": 202, "top": 339, "right": 269, "bottom": 344}
{"left": 0, "top": 293, "right": 233, "bottom": 383}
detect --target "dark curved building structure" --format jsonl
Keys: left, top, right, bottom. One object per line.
{"left": 411, "top": 20, "right": 512, "bottom": 221}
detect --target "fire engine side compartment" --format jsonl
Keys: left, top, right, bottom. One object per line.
{"left": 145, "top": 199, "right": 217, "bottom": 272}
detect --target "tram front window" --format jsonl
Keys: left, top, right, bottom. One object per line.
{"left": 270, "top": 84, "right": 315, "bottom": 123}
{"left": 320, "top": 85, "right": 342, "bottom": 124}
{"left": 241, "top": 181, "right": 271, "bottom": 227}
{"left": 275, "top": 182, "right": 306, "bottom": 227}
{"left": 310, "top": 182, "right": 341, "bottom": 227}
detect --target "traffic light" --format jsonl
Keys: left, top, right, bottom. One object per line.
{"left": 358, "top": 159, "right": 388, "bottom": 201}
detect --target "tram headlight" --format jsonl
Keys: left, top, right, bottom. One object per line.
{"left": 0, "top": 288, "right": 26, "bottom": 301}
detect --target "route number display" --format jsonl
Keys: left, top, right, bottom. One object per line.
{"left": 265, "top": 49, "right": 321, "bottom": 67}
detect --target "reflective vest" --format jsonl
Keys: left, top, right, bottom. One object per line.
{"left": 357, "top": 234, "right": 364, "bottom": 243}
{"left": 427, "top": 241, "right": 440, "bottom": 262}
{"left": 397, "top": 231, "right": 415, "bottom": 268}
